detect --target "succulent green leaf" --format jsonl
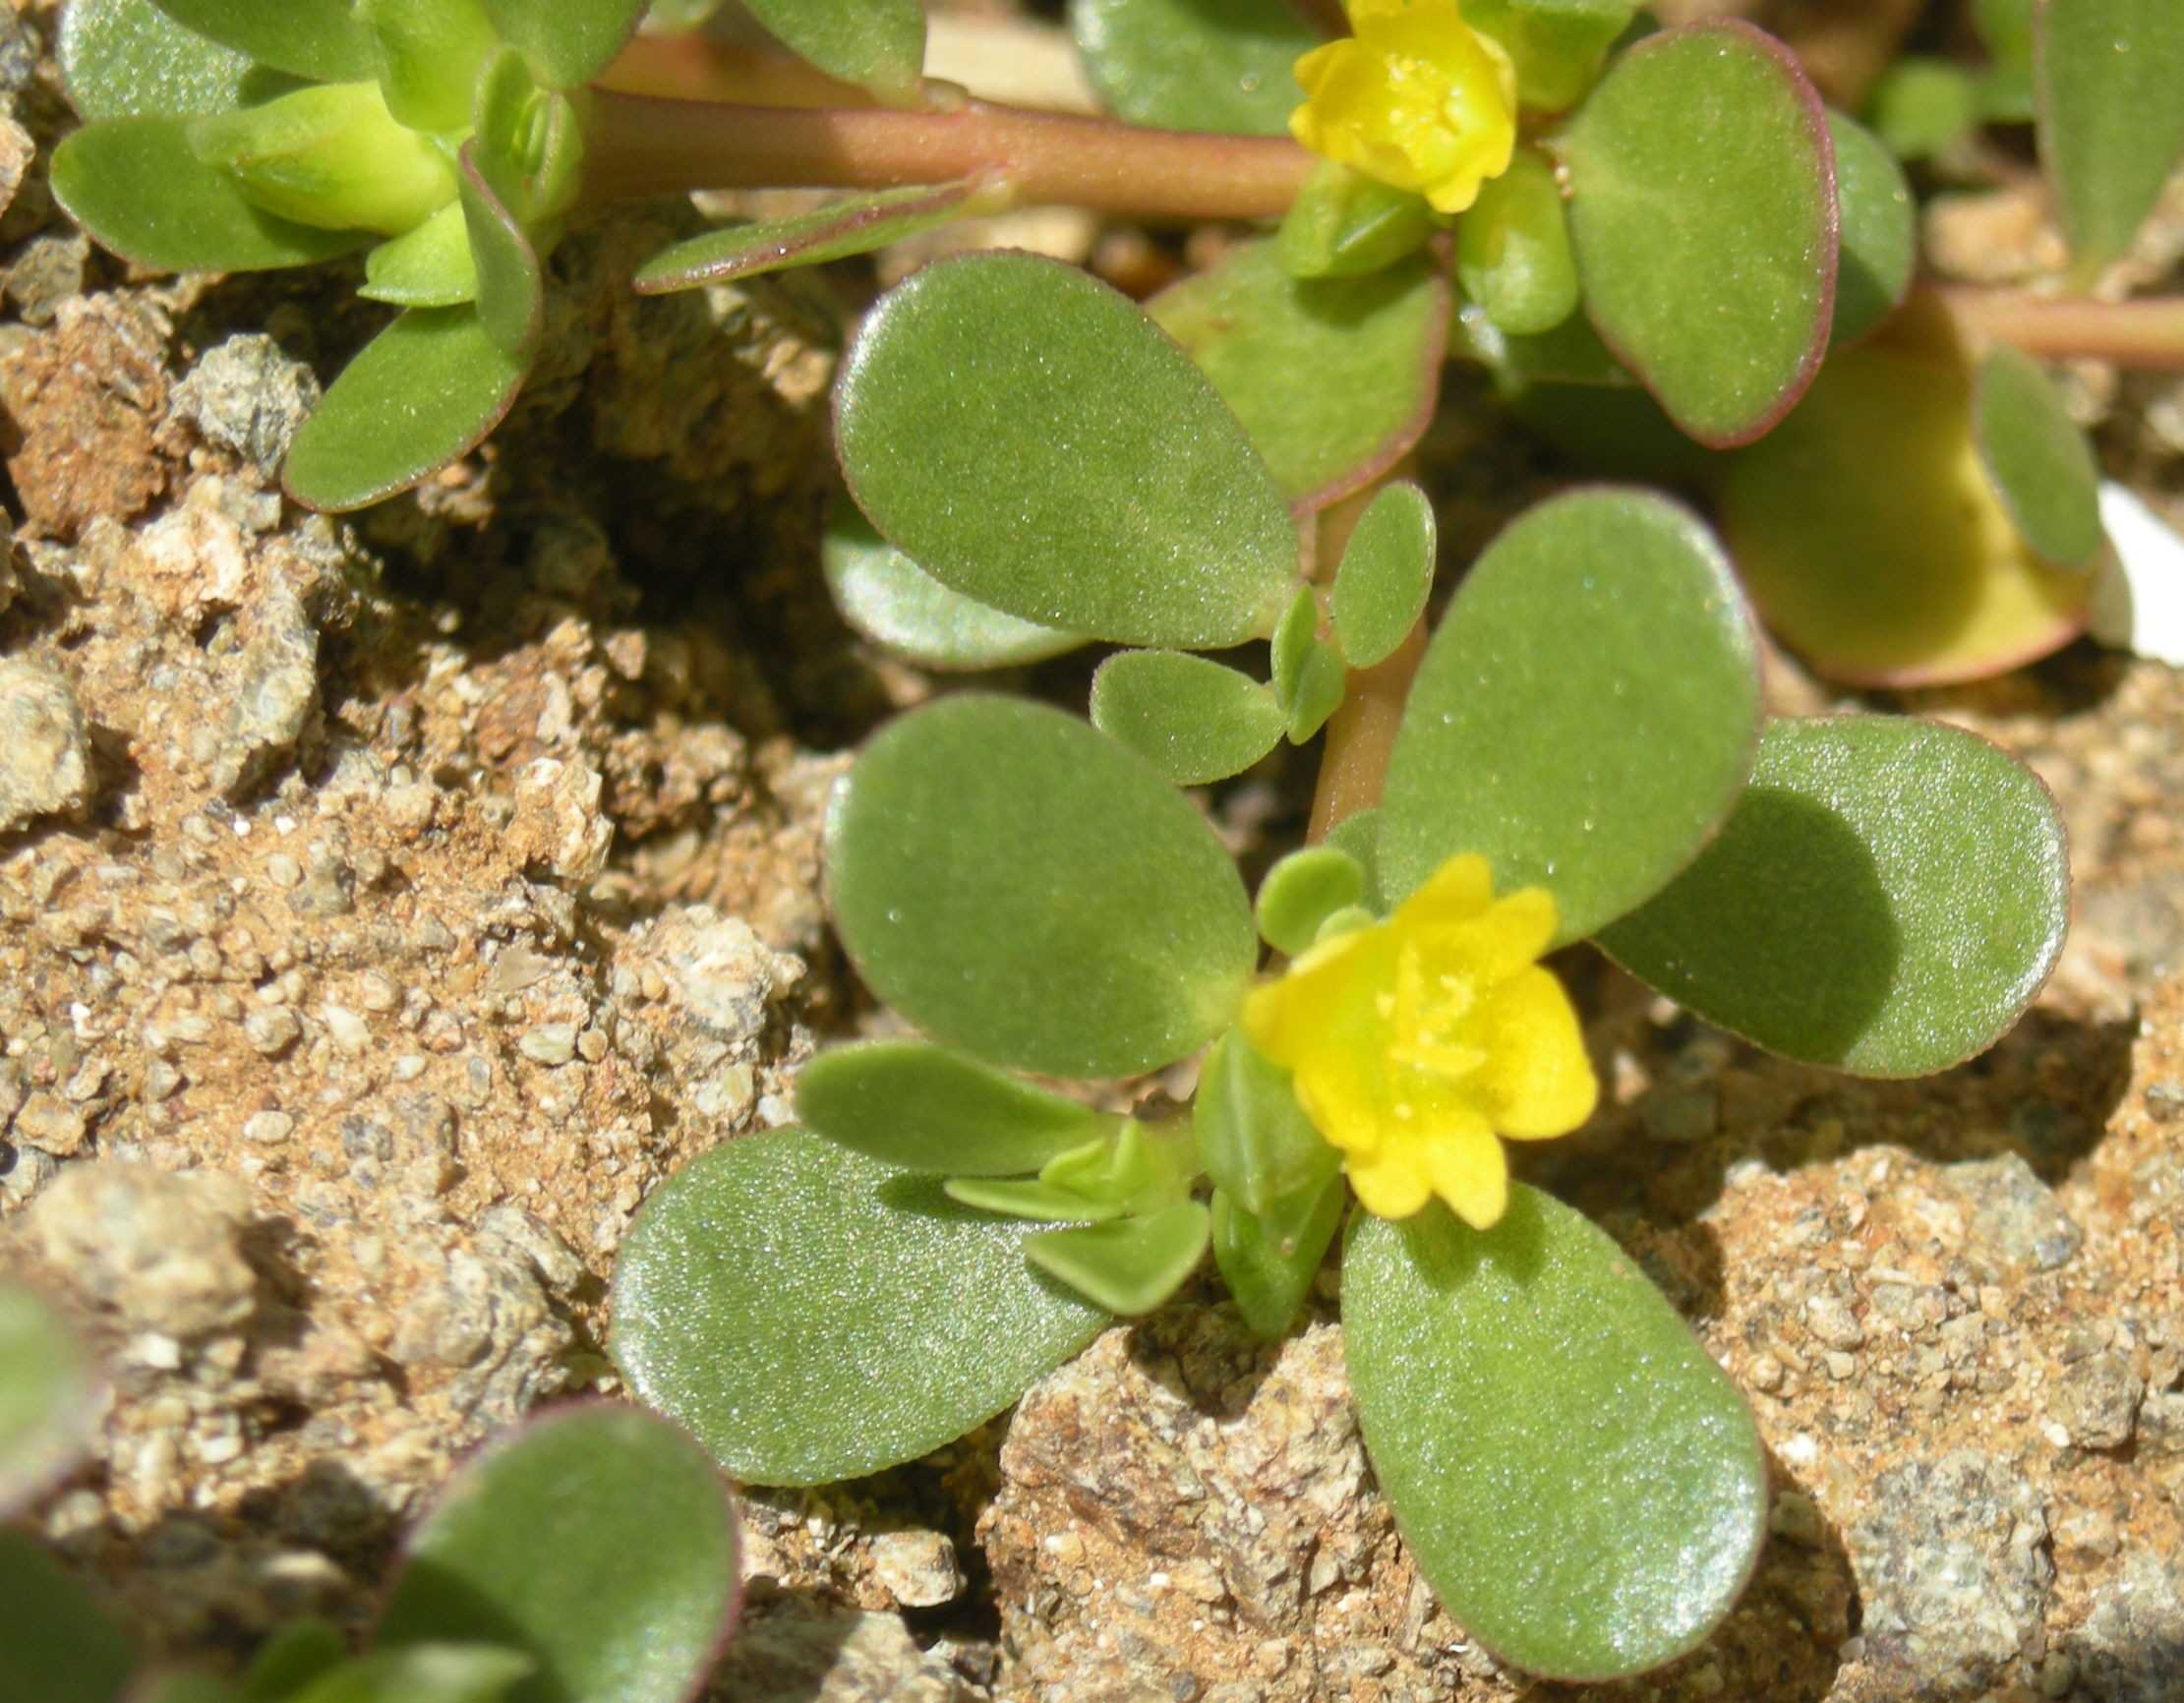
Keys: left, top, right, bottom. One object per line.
{"left": 1090, "top": 650, "right": 1286, "bottom": 786}
{"left": 482, "top": 0, "right": 648, "bottom": 88}
{"left": 797, "top": 1039, "right": 1109, "bottom": 1176}
{"left": 1038, "top": 1122, "right": 1188, "bottom": 1214}
{"left": 837, "top": 253, "right": 1298, "bottom": 648}
{"left": 945, "top": 1177, "right": 1125, "bottom": 1223}
{"left": 1148, "top": 238, "right": 1450, "bottom": 514}
{"left": 188, "top": 81, "right": 457, "bottom": 235}
{"left": 359, "top": 0, "right": 497, "bottom": 132}
{"left": 612, "top": 1130, "right": 1108, "bottom": 1485}
{"left": 634, "top": 180, "right": 989, "bottom": 294}
{"left": 1345, "top": 1189, "right": 1766, "bottom": 1680}
{"left": 240, "top": 1621, "right": 345, "bottom": 1702}
{"left": 1269, "top": 586, "right": 1318, "bottom": 706}
{"left": 1380, "top": 489, "right": 1761, "bottom": 941}
{"left": 1194, "top": 1029, "right": 1340, "bottom": 1214}
{"left": 821, "top": 498, "right": 1083, "bottom": 671}
{"left": 0, "top": 1283, "right": 99, "bottom": 1515}
{"left": 457, "top": 145, "right": 543, "bottom": 359}
{"left": 739, "top": 0, "right": 926, "bottom": 101}
{"left": 1863, "top": 56, "right": 1981, "bottom": 159}
{"left": 1210, "top": 1173, "right": 1343, "bottom": 1339}
{"left": 283, "top": 307, "right": 528, "bottom": 511}
{"left": 0, "top": 1529, "right": 139, "bottom": 1703}
{"left": 1254, "top": 847, "right": 1367, "bottom": 957}
{"left": 1975, "top": 0, "right": 2036, "bottom": 117}
{"left": 289, "top": 1647, "right": 533, "bottom": 1703}
{"left": 1827, "top": 111, "right": 1914, "bottom": 347}
{"left": 61, "top": 0, "right": 270, "bottom": 120}
{"left": 53, "top": 119, "right": 370, "bottom": 274}
{"left": 1068, "top": 0, "right": 1316, "bottom": 135}
{"left": 1561, "top": 21, "right": 1838, "bottom": 446}
{"left": 1026, "top": 1202, "right": 1211, "bottom": 1316}
{"left": 1975, "top": 345, "right": 2105, "bottom": 571}
{"left": 1467, "top": 0, "right": 1637, "bottom": 113}
{"left": 361, "top": 202, "right": 477, "bottom": 307}
{"left": 1455, "top": 147, "right": 1578, "bottom": 335}
{"left": 1596, "top": 715, "right": 2070, "bottom": 1076}
{"left": 1284, "top": 642, "right": 1345, "bottom": 743}
{"left": 1279, "top": 159, "right": 1437, "bottom": 280}
{"left": 378, "top": 1406, "right": 737, "bottom": 1703}
{"left": 1323, "top": 805, "right": 1387, "bottom": 913}
{"left": 826, "top": 696, "right": 1257, "bottom": 1078}
{"left": 2036, "top": 0, "right": 2184, "bottom": 280}
{"left": 148, "top": 0, "right": 376, "bottom": 80}
{"left": 1452, "top": 295, "right": 1631, "bottom": 390}
{"left": 1330, "top": 481, "right": 1434, "bottom": 669}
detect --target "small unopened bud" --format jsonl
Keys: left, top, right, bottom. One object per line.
{"left": 190, "top": 82, "right": 457, "bottom": 236}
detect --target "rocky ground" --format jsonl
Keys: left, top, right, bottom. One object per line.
{"left": 2, "top": 2, "right": 2184, "bottom": 1700}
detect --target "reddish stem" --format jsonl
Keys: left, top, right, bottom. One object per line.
{"left": 1939, "top": 286, "right": 2184, "bottom": 372}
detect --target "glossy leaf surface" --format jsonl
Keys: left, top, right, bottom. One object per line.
{"left": 1345, "top": 1190, "right": 1766, "bottom": 1679}
{"left": 611, "top": 1131, "right": 1107, "bottom": 1484}
{"left": 741, "top": 0, "right": 926, "bottom": 100}
{"left": 837, "top": 253, "right": 1297, "bottom": 648}
{"left": 1026, "top": 1202, "right": 1211, "bottom": 1315}
{"left": 148, "top": 0, "right": 375, "bottom": 79}
{"left": 483, "top": 0, "right": 648, "bottom": 88}
{"left": 0, "top": 1529, "right": 138, "bottom": 1703}
{"left": 1254, "top": 847, "right": 1367, "bottom": 957}
{"left": 0, "top": 1284, "right": 97, "bottom": 1515}
{"left": 1827, "top": 110, "right": 1914, "bottom": 347}
{"left": 2036, "top": 0, "right": 2184, "bottom": 279}
{"left": 1194, "top": 1028, "right": 1340, "bottom": 1214}
{"left": 283, "top": 307, "right": 528, "bottom": 511}
{"left": 636, "top": 180, "right": 986, "bottom": 294}
{"left": 1561, "top": 22, "right": 1837, "bottom": 445}
{"left": 380, "top": 1406, "right": 737, "bottom": 1703}
{"left": 1330, "top": 481, "right": 1434, "bottom": 668}
{"left": 1975, "top": 345, "right": 2104, "bottom": 571}
{"left": 1597, "top": 715, "right": 2068, "bottom": 1076}
{"left": 1148, "top": 239, "right": 1449, "bottom": 514}
{"left": 1211, "top": 1173, "right": 1343, "bottom": 1339}
{"left": 362, "top": 202, "right": 476, "bottom": 306}
{"left": 62, "top": 0, "right": 266, "bottom": 120}
{"left": 826, "top": 697, "right": 1256, "bottom": 1078}
{"left": 1090, "top": 650, "right": 1286, "bottom": 786}
{"left": 797, "top": 1040, "right": 1108, "bottom": 1176}
{"left": 1069, "top": 0, "right": 1316, "bottom": 135}
{"left": 1379, "top": 490, "right": 1761, "bottom": 942}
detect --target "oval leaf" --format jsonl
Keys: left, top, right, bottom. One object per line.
{"left": 827, "top": 696, "right": 1257, "bottom": 1078}
{"left": 1148, "top": 239, "right": 1450, "bottom": 514}
{"left": 362, "top": 202, "right": 477, "bottom": 307}
{"left": 1024, "top": 1202, "right": 1211, "bottom": 1315}
{"left": 62, "top": 0, "right": 266, "bottom": 120}
{"left": 2036, "top": 0, "right": 2184, "bottom": 280}
{"left": 361, "top": 0, "right": 499, "bottom": 134}
{"left": 148, "top": 0, "right": 376, "bottom": 79}
{"left": 483, "top": 0, "right": 648, "bottom": 89}
{"left": 1379, "top": 489, "right": 1761, "bottom": 942}
{"left": 283, "top": 307, "right": 528, "bottom": 511}
{"left": 1089, "top": 650, "right": 1286, "bottom": 786}
{"left": 1329, "top": 480, "right": 1434, "bottom": 669}
{"left": 1975, "top": 345, "right": 2105, "bottom": 571}
{"left": 0, "top": 1284, "right": 99, "bottom": 1516}
{"left": 1827, "top": 109, "right": 1914, "bottom": 347}
{"left": 797, "top": 1040, "right": 1110, "bottom": 1176}
{"left": 1069, "top": 0, "right": 1316, "bottom": 135}
{"left": 1345, "top": 1189, "right": 1766, "bottom": 1680}
{"left": 1253, "top": 847, "right": 1367, "bottom": 958}
{"left": 1455, "top": 146, "right": 1579, "bottom": 337}
{"left": 836, "top": 252, "right": 1299, "bottom": 649}
{"left": 1561, "top": 21, "right": 1838, "bottom": 446}
{"left": 635, "top": 180, "right": 988, "bottom": 294}
{"left": 1210, "top": 1174, "right": 1343, "bottom": 1340}
{"left": 378, "top": 1405, "right": 737, "bottom": 1703}
{"left": 740, "top": 0, "right": 925, "bottom": 100}
{"left": 0, "top": 1529, "right": 139, "bottom": 1703}
{"left": 611, "top": 1130, "right": 1108, "bottom": 1485}
{"left": 1596, "top": 715, "right": 2068, "bottom": 1076}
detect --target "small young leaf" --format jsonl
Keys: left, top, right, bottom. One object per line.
{"left": 283, "top": 307, "right": 528, "bottom": 512}
{"left": 188, "top": 81, "right": 456, "bottom": 235}
{"left": 1466, "top": 0, "right": 1637, "bottom": 113}
{"left": 482, "top": 0, "right": 648, "bottom": 89}
{"left": 289, "top": 1647, "right": 532, "bottom": 1703}
{"left": 797, "top": 1040, "right": 1109, "bottom": 1176}
{"left": 1975, "top": 0, "right": 2036, "bottom": 118}
{"left": 1026, "top": 1201, "right": 1212, "bottom": 1316}
{"left": 635, "top": 180, "right": 989, "bottom": 294}
{"left": 1254, "top": 847, "right": 1367, "bottom": 957}
{"left": 361, "top": 202, "right": 477, "bottom": 307}
{"left": 945, "top": 1177, "right": 1124, "bottom": 1222}
{"left": 740, "top": 0, "right": 926, "bottom": 101}
{"left": 1975, "top": 345, "right": 2105, "bottom": 571}
{"left": 1561, "top": 21, "right": 1838, "bottom": 445}
{"left": 1455, "top": 147, "right": 1578, "bottom": 336}
{"left": 611, "top": 1131, "right": 1108, "bottom": 1485}
{"left": 0, "top": 1529, "right": 139, "bottom": 1703}
{"left": 1323, "top": 805, "right": 1387, "bottom": 913}
{"left": 0, "top": 1283, "right": 99, "bottom": 1516}
{"left": 1148, "top": 238, "right": 1451, "bottom": 514}
{"left": 2036, "top": 0, "right": 2184, "bottom": 280}
{"left": 148, "top": 0, "right": 377, "bottom": 81}
{"left": 1279, "top": 159, "right": 1437, "bottom": 280}
{"left": 1827, "top": 110, "right": 1914, "bottom": 348}
{"left": 53, "top": 119, "right": 370, "bottom": 274}
{"left": 826, "top": 696, "right": 1257, "bottom": 1080}
{"left": 1194, "top": 1028, "right": 1341, "bottom": 1214}
{"left": 359, "top": 0, "right": 498, "bottom": 133}
{"left": 240, "top": 1621, "right": 345, "bottom": 1703}
{"left": 822, "top": 498, "right": 1083, "bottom": 671}
{"left": 1379, "top": 489, "right": 1761, "bottom": 942}
{"left": 1090, "top": 650, "right": 1286, "bottom": 786}
{"left": 1329, "top": 481, "right": 1434, "bottom": 669}
{"left": 838, "top": 253, "right": 1298, "bottom": 648}
{"left": 1863, "top": 56, "right": 1981, "bottom": 160}
{"left": 62, "top": 0, "right": 266, "bottom": 121}
{"left": 378, "top": 1406, "right": 737, "bottom": 1703}
{"left": 1596, "top": 715, "right": 2069, "bottom": 1076}
{"left": 1345, "top": 1190, "right": 1766, "bottom": 1680}
{"left": 1037, "top": 1121, "right": 1185, "bottom": 1214}
{"left": 1284, "top": 641, "right": 1345, "bottom": 743}
{"left": 457, "top": 144, "right": 543, "bottom": 359}
{"left": 1069, "top": 0, "right": 1316, "bottom": 136}
{"left": 1210, "top": 1172, "right": 1344, "bottom": 1339}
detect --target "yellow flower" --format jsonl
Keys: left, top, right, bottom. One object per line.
{"left": 1241, "top": 853, "right": 1596, "bottom": 1228}
{"left": 1289, "top": 0, "right": 1518, "bottom": 216}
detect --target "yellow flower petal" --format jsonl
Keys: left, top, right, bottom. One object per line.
{"left": 1471, "top": 966, "right": 1598, "bottom": 1138}
{"left": 1424, "top": 1117, "right": 1508, "bottom": 1228}
{"left": 1346, "top": 1134, "right": 1436, "bottom": 1217}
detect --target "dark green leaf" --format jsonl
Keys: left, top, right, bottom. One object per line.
{"left": 1329, "top": 481, "right": 1434, "bottom": 668}
{"left": 457, "top": 144, "right": 542, "bottom": 359}
{"left": 61, "top": 0, "right": 269, "bottom": 120}
{"left": 283, "top": 307, "right": 528, "bottom": 511}
{"left": 1596, "top": 715, "right": 2069, "bottom": 1075}
{"left": 740, "top": 0, "right": 926, "bottom": 100}
{"left": 482, "top": 0, "right": 648, "bottom": 89}
{"left": 1379, "top": 489, "right": 1761, "bottom": 941}
{"left": 2036, "top": 0, "right": 2184, "bottom": 279}
{"left": 1863, "top": 56, "right": 1981, "bottom": 159}
{"left": 378, "top": 1407, "right": 737, "bottom": 1703}
{"left": 797, "top": 1040, "right": 1110, "bottom": 1176}
{"left": 1069, "top": 0, "right": 1316, "bottom": 135}
{"left": 1193, "top": 1028, "right": 1340, "bottom": 1213}
{"left": 148, "top": 0, "right": 376, "bottom": 80}
{"left": 611, "top": 1130, "right": 1108, "bottom": 1485}
{"left": 1090, "top": 650, "right": 1286, "bottom": 786}
{"left": 838, "top": 254, "right": 1299, "bottom": 648}
{"left": 1975, "top": 345, "right": 2105, "bottom": 570}
{"left": 826, "top": 696, "right": 1257, "bottom": 1078}
{"left": 361, "top": 203, "right": 477, "bottom": 307}
{"left": 1210, "top": 1172, "right": 1342, "bottom": 1339}
{"left": 1026, "top": 1202, "right": 1211, "bottom": 1315}
{"left": 634, "top": 180, "right": 988, "bottom": 294}
{"left": 53, "top": 119, "right": 370, "bottom": 273}
{"left": 240, "top": 1620, "right": 345, "bottom": 1703}
{"left": 359, "top": 0, "right": 497, "bottom": 132}
{"left": 1561, "top": 21, "right": 1838, "bottom": 445}
{"left": 1345, "top": 1190, "right": 1766, "bottom": 1680}
{"left": 1253, "top": 847, "right": 1366, "bottom": 957}
{"left": 1455, "top": 147, "right": 1578, "bottom": 335}
{"left": 1827, "top": 110, "right": 1914, "bottom": 347}
{"left": 0, "top": 1529, "right": 138, "bottom": 1703}
{"left": 289, "top": 1647, "right": 532, "bottom": 1703}
{"left": 1149, "top": 238, "right": 1450, "bottom": 513}
{"left": 0, "top": 1283, "right": 98, "bottom": 1515}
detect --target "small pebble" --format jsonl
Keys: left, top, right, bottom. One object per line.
{"left": 519, "top": 1025, "right": 577, "bottom": 1067}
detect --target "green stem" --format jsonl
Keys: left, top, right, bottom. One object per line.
{"left": 581, "top": 87, "right": 1316, "bottom": 222}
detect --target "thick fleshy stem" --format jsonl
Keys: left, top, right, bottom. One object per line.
{"left": 1940, "top": 286, "right": 2184, "bottom": 372}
